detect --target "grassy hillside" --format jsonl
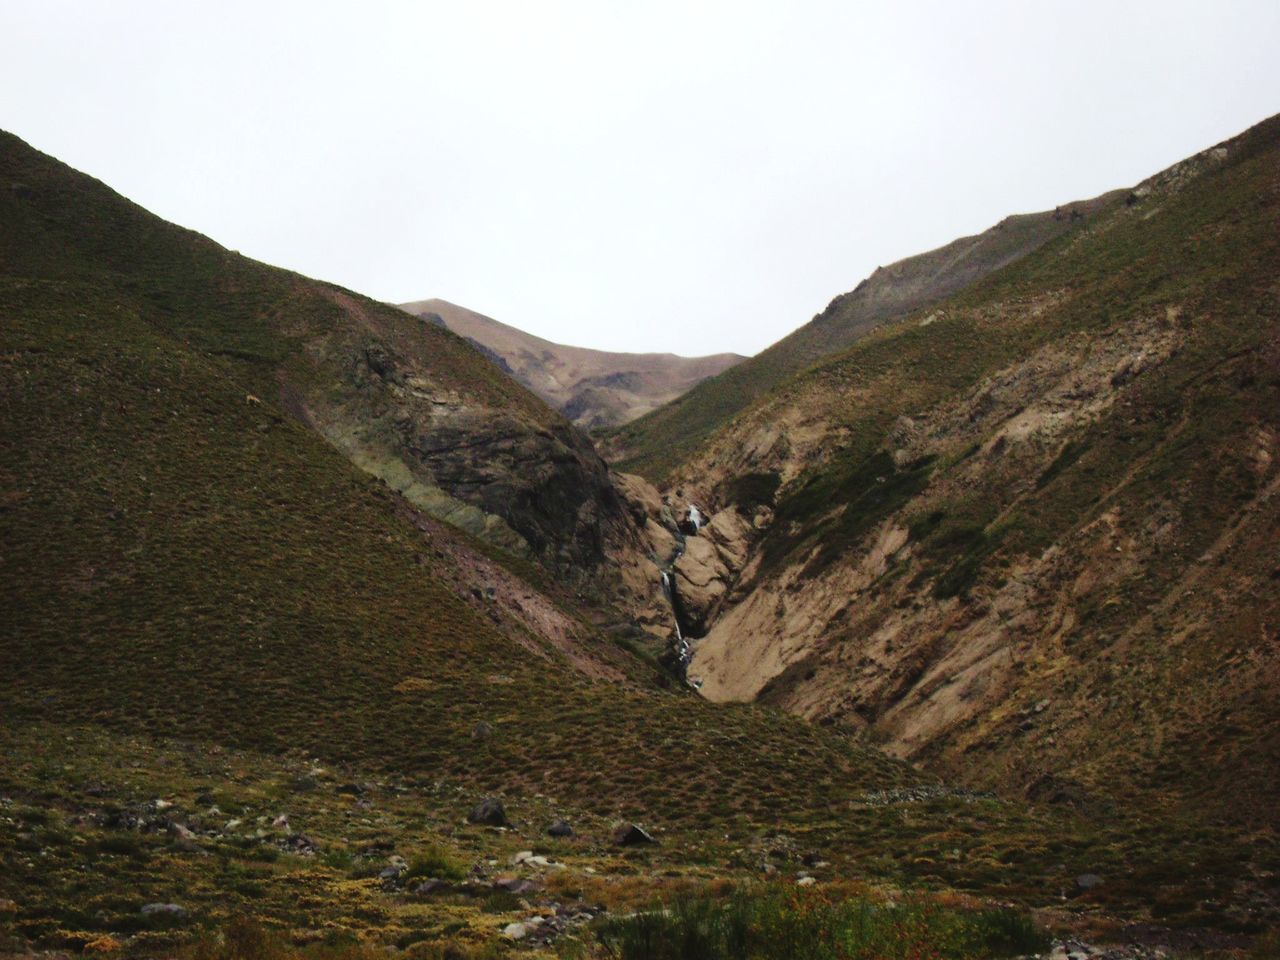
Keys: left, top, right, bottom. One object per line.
{"left": 0, "top": 130, "right": 632, "bottom": 578}
{"left": 605, "top": 192, "right": 1122, "bottom": 481}
{"left": 673, "top": 116, "right": 1280, "bottom": 839}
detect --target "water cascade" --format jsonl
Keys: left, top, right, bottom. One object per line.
{"left": 659, "top": 504, "right": 701, "bottom": 689}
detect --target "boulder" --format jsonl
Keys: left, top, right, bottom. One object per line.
{"left": 547, "top": 819, "right": 574, "bottom": 838}
{"left": 467, "top": 797, "right": 509, "bottom": 827}
{"left": 612, "top": 823, "right": 657, "bottom": 846}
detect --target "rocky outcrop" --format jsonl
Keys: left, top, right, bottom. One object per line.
{"left": 305, "top": 295, "right": 636, "bottom": 581}
{"left": 672, "top": 508, "right": 752, "bottom": 637}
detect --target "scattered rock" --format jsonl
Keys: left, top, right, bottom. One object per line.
{"left": 140, "top": 902, "right": 187, "bottom": 919}
{"left": 797, "top": 876, "right": 817, "bottom": 887}
{"left": 468, "top": 797, "right": 509, "bottom": 827}
{"left": 612, "top": 823, "right": 657, "bottom": 846}
{"left": 494, "top": 876, "right": 540, "bottom": 895}
{"left": 502, "top": 922, "right": 528, "bottom": 940}
{"left": 471, "top": 721, "right": 494, "bottom": 740}
{"left": 281, "top": 834, "right": 316, "bottom": 854}
{"left": 547, "top": 819, "right": 574, "bottom": 838}
{"left": 1075, "top": 873, "right": 1104, "bottom": 893}
{"left": 510, "top": 850, "right": 534, "bottom": 866}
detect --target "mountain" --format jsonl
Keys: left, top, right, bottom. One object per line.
{"left": 2, "top": 128, "right": 1205, "bottom": 958}
{"left": 3, "top": 125, "right": 1278, "bottom": 956}
{"left": 605, "top": 191, "right": 1125, "bottom": 480}
{"left": 638, "top": 117, "right": 1280, "bottom": 838}
{"left": 400, "top": 297, "right": 744, "bottom": 430}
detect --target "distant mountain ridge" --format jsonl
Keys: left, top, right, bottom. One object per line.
{"left": 400, "top": 297, "right": 744, "bottom": 430}
{"left": 605, "top": 190, "right": 1125, "bottom": 479}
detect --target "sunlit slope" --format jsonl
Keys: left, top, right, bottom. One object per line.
{"left": 673, "top": 115, "right": 1280, "bottom": 829}
{"left": 606, "top": 191, "right": 1122, "bottom": 480}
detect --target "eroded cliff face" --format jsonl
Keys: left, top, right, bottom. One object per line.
{"left": 281, "top": 290, "right": 639, "bottom": 585}
{"left": 626, "top": 120, "right": 1280, "bottom": 824}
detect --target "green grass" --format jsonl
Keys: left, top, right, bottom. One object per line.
{"left": 597, "top": 886, "right": 1049, "bottom": 960}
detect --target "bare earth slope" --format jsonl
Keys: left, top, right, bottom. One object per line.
{"left": 607, "top": 192, "right": 1125, "bottom": 480}
{"left": 401, "top": 297, "right": 743, "bottom": 430}
{"left": 652, "top": 116, "right": 1280, "bottom": 835}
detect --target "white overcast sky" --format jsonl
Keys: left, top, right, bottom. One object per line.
{"left": 3, "top": 2, "right": 1279, "bottom": 355}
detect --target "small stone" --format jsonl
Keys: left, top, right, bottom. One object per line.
{"left": 511, "top": 850, "right": 534, "bottom": 865}
{"left": 547, "top": 819, "right": 573, "bottom": 838}
{"left": 797, "top": 876, "right": 817, "bottom": 887}
{"left": 502, "top": 922, "right": 527, "bottom": 940}
{"left": 1074, "top": 873, "right": 1104, "bottom": 892}
{"left": 140, "top": 903, "right": 187, "bottom": 919}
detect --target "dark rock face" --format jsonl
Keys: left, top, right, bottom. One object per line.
{"left": 612, "top": 823, "right": 656, "bottom": 846}
{"left": 467, "top": 797, "right": 509, "bottom": 827}
{"left": 346, "top": 343, "right": 634, "bottom": 580}
{"left": 409, "top": 412, "right": 628, "bottom": 571}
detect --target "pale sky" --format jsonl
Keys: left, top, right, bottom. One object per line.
{"left": 3, "top": 2, "right": 1278, "bottom": 356}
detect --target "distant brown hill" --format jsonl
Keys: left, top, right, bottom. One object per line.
{"left": 400, "top": 298, "right": 744, "bottom": 430}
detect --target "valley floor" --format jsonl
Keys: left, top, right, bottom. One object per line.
{"left": 2, "top": 723, "right": 1276, "bottom": 958}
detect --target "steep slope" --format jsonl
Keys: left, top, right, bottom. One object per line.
{"left": 401, "top": 297, "right": 744, "bottom": 430}
{"left": 654, "top": 117, "right": 1280, "bottom": 832}
{"left": 606, "top": 192, "right": 1124, "bottom": 480}
{"left": 0, "top": 130, "right": 634, "bottom": 583}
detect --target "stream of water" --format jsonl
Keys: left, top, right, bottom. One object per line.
{"left": 659, "top": 506, "right": 701, "bottom": 689}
